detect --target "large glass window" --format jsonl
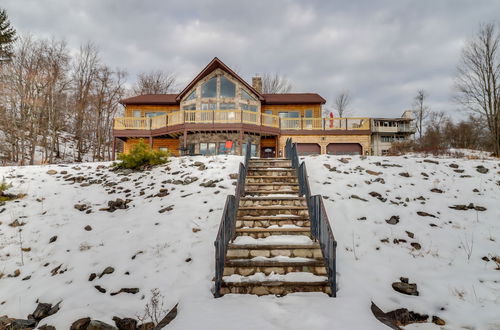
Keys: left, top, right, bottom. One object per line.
{"left": 241, "top": 89, "right": 256, "bottom": 101}
{"left": 201, "top": 76, "right": 217, "bottom": 98}
{"left": 145, "top": 112, "right": 165, "bottom": 118}
{"left": 199, "top": 142, "right": 217, "bottom": 155}
{"left": 220, "top": 76, "right": 236, "bottom": 97}
{"left": 240, "top": 103, "right": 258, "bottom": 112}
{"left": 132, "top": 110, "right": 141, "bottom": 117}
{"left": 279, "top": 111, "right": 300, "bottom": 118}
{"left": 220, "top": 103, "right": 235, "bottom": 110}
{"left": 242, "top": 143, "right": 258, "bottom": 157}
{"left": 186, "top": 90, "right": 196, "bottom": 101}
{"left": 183, "top": 104, "right": 196, "bottom": 110}
{"left": 305, "top": 109, "right": 313, "bottom": 118}
{"left": 201, "top": 102, "right": 216, "bottom": 110}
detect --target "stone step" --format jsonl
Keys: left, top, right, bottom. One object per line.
{"left": 245, "top": 184, "right": 300, "bottom": 193}
{"left": 247, "top": 169, "right": 296, "bottom": 177}
{"left": 226, "top": 244, "right": 322, "bottom": 259}
{"left": 223, "top": 259, "right": 326, "bottom": 276}
{"left": 244, "top": 190, "right": 300, "bottom": 196}
{"left": 235, "top": 227, "right": 311, "bottom": 238}
{"left": 246, "top": 176, "right": 298, "bottom": 184}
{"left": 236, "top": 218, "right": 310, "bottom": 228}
{"left": 220, "top": 280, "right": 331, "bottom": 296}
{"left": 237, "top": 206, "right": 308, "bottom": 217}
{"left": 239, "top": 197, "right": 307, "bottom": 207}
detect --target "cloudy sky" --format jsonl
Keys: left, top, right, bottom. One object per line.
{"left": 3, "top": 0, "right": 500, "bottom": 118}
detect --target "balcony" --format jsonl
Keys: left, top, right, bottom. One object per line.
{"left": 372, "top": 125, "right": 416, "bottom": 133}
{"left": 113, "top": 110, "right": 370, "bottom": 136}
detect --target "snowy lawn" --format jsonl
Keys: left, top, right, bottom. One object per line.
{"left": 0, "top": 154, "right": 499, "bottom": 329}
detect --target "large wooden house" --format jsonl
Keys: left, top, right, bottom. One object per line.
{"left": 113, "top": 57, "right": 372, "bottom": 158}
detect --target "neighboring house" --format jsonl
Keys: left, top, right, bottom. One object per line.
{"left": 113, "top": 57, "right": 373, "bottom": 158}
{"left": 371, "top": 111, "right": 416, "bottom": 156}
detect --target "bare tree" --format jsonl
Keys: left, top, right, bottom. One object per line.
{"left": 262, "top": 73, "right": 292, "bottom": 93}
{"left": 455, "top": 22, "right": 500, "bottom": 156}
{"left": 133, "top": 70, "right": 175, "bottom": 95}
{"left": 412, "top": 89, "right": 430, "bottom": 140}
{"left": 334, "top": 91, "right": 351, "bottom": 117}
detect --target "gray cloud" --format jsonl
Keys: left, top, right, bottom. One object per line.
{"left": 3, "top": 0, "right": 500, "bottom": 118}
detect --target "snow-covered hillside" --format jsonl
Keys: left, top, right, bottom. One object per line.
{"left": 0, "top": 155, "right": 498, "bottom": 329}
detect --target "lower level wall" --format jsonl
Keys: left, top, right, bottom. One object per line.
{"left": 180, "top": 132, "right": 261, "bottom": 156}
{"left": 123, "top": 138, "right": 180, "bottom": 156}
{"left": 278, "top": 134, "right": 371, "bottom": 156}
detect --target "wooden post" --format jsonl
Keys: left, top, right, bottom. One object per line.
{"left": 275, "top": 136, "right": 280, "bottom": 159}
{"left": 149, "top": 136, "right": 153, "bottom": 148}
{"left": 112, "top": 137, "right": 116, "bottom": 160}
{"left": 239, "top": 130, "right": 243, "bottom": 155}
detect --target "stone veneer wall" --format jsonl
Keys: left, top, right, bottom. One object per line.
{"left": 180, "top": 132, "right": 261, "bottom": 156}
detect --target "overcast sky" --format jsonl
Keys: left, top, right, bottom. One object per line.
{"left": 3, "top": 0, "right": 500, "bottom": 118}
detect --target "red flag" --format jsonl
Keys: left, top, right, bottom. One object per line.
{"left": 329, "top": 112, "right": 334, "bottom": 128}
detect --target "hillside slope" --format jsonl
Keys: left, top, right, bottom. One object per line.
{"left": 0, "top": 155, "right": 499, "bottom": 329}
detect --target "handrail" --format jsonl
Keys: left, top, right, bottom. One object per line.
{"left": 284, "top": 138, "right": 337, "bottom": 297}
{"left": 214, "top": 141, "right": 251, "bottom": 297}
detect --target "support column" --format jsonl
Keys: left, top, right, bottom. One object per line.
{"left": 239, "top": 130, "right": 243, "bottom": 155}
{"left": 112, "top": 137, "right": 116, "bottom": 160}
{"left": 149, "top": 136, "right": 153, "bottom": 148}
{"left": 275, "top": 136, "right": 280, "bottom": 159}
{"left": 183, "top": 129, "right": 187, "bottom": 148}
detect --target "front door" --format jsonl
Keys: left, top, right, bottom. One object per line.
{"left": 261, "top": 147, "right": 275, "bottom": 158}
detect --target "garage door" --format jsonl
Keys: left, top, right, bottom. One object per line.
{"left": 327, "top": 143, "right": 362, "bottom": 155}
{"left": 297, "top": 143, "right": 321, "bottom": 156}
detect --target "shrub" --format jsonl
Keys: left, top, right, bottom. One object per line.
{"left": 0, "top": 178, "right": 13, "bottom": 202}
{"left": 113, "top": 139, "right": 170, "bottom": 170}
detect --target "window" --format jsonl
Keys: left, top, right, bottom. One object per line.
{"left": 200, "top": 142, "right": 216, "bottom": 155}
{"left": 132, "top": 110, "right": 141, "bottom": 117}
{"left": 240, "top": 103, "right": 258, "bottom": 112}
{"left": 279, "top": 112, "right": 300, "bottom": 118}
{"left": 183, "top": 104, "right": 196, "bottom": 110}
{"left": 220, "top": 76, "right": 236, "bottom": 97}
{"left": 220, "top": 103, "right": 235, "bottom": 110}
{"left": 241, "top": 89, "right": 256, "bottom": 101}
{"left": 186, "top": 90, "right": 196, "bottom": 101}
{"left": 305, "top": 109, "right": 313, "bottom": 118}
{"left": 218, "top": 141, "right": 236, "bottom": 155}
{"left": 201, "top": 102, "right": 216, "bottom": 110}
{"left": 145, "top": 112, "right": 165, "bottom": 117}
{"left": 242, "top": 143, "right": 258, "bottom": 157}
{"left": 201, "top": 76, "right": 217, "bottom": 98}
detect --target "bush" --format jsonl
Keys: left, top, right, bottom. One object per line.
{"left": 0, "top": 178, "right": 13, "bottom": 202}
{"left": 113, "top": 139, "right": 170, "bottom": 170}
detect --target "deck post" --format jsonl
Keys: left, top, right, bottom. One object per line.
{"left": 149, "top": 136, "right": 153, "bottom": 148}
{"left": 183, "top": 129, "right": 187, "bottom": 148}
{"left": 112, "top": 137, "right": 116, "bottom": 160}
{"left": 239, "top": 130, "right": 243, "bottom": 156}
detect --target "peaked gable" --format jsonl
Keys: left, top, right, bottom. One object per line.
{"left": 176, "top": 57, "right": 264, "bottom": 102}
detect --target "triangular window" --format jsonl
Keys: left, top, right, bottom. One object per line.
{"left": 241, "top": 89, "right": 256, "bottom": 101}
{"left": 201, "top": 76, "right": 217, "bottom": 98}
{"left": 186, "top": 90, "right": 196, "bottom": 101}
{"left": 220, "top": 76, "right": 236, "bottom": 97}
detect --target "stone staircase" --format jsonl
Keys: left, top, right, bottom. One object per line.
{"left": 219, "top": 158, "right": 332, "bottom": 296}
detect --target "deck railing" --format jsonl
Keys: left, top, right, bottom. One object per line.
{"left": 213, "top": 141, "right": 251, "bottom": 297}
{"left": 114, "top": 110, "right": 370, "bottom": 132}
{"left": 285, "top": 138, "right": 337, "bottom": 297}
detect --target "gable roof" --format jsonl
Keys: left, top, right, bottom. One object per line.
{"left": 176, "top": 57, "right": 264, "bottom": 102}
{"left": 120, "top": 94, "right": 179, "bottom": 105}
{"left": 263, "top": 93, "right": 326, "bottom": 105}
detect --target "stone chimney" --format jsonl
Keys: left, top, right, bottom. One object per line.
{"left": 252, "top": 76, "right": 262, "bottom": 93}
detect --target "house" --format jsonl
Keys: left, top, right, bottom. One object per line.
{"left": 371, "top": 111, "right": 416, "bottom": 155}
{"left": 113, "top": 57, "right": 373, "bottom": 158}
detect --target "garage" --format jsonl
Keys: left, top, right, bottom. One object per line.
{"left": 297, "top": 143, "right": 321, "bottom": 156}
{"left": 327, "top": 143, "right": 362, "bottom": 155}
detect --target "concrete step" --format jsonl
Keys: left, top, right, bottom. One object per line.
{"left": 235, "top": 227, "right": 311, "bottom": 238}
{"left": 220, "top": 280, "right": 331, "bottom": 296}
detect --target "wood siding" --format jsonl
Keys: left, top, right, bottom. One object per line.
{"left": 124, "top": 105, "right": 180, "bottom": 117}
{"left": 262, "top": 104, "right": 322, "bottom": 118}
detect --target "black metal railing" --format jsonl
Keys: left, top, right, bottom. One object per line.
{"left": 213, "top": 141, "right": 251, "bottom": 297}
{"left": 284, "top": 138, "right": 337, "bottom": 297}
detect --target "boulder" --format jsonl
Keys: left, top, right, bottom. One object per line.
{"left": 46, "top": 170, "right": 57, "bottom": 175}
{"left": 113, "top": 317, "right": 137, "bottom": 330}
{"left": 87, "top": 320, "right": 117, "bottom": 330}
{"left": 229, "top": 173, "right": 239, "bottom": 180}
{"left": 476, "top": 165, "right": 489, "bottom": 174}
{"left": 8, "top": 319, "right": 37, "bottom": 329}
{"left": 399, "top": 172, "right": 410, "bottom": 177}
{"left": 432, "top": 316, "right": 446, "bottom": 326}
{"left": 366, "top": 170, "right": 382, "bottom": 176}
{"left": 99, "top": 266, "right": 115, "bottom": 278}
{"left": 392, "top": 280, "right": 419, "bottom": 296}
{"left": 386, "top": 216, "right": 400, "bottom": 225}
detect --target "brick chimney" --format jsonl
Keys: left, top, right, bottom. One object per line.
{"left": 252, "top": 76, "right": 262, "bottom": 93}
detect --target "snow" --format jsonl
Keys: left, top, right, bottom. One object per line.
{"left": 223, "top": 272, "right": 327, "bottom": 283}
{"left": 0, "top": 153, "right": 499, "bottom": 329}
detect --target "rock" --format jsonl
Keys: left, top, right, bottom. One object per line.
{"left": 476, "top": 165, "right": 489, "bottom": 174}
{"left": 229, "top": 173, "right": 239, "bottom": 180}
{"left": 192, "top": 228, "right": 201, "bottom": 233}
{"left": 158, "top": 205, "right": 174, "bottom": 213}
{"left": 89, "top": 273, "right": 97, "bottom": 281}
{"left": 46, "top": 169, "right": 58, "bottom": 175}
{"left": 350, "top": 195, "right": 368, "bottom": 202}
{"left": 423, "top": 159, "right": 439, "bottom": 164}
{"left": 400, "top": 277, "right": 408, "bottom": 283}
{"left": 405, "top": 231, "right": 414, "bottom": 239}
{"left": 101, "top": 199, "right": 131, "bottom": 212}
{"left": 339, "top": 158, "right": 349, "bottom": 164}
{"left": 369, "top": 191, "right": 382, "bottom": 198}
{"left": 84, "top": 225, "right": 92, "bottom": 231}
{"left": 416, "top": 211, "right": 436, "bottom": 218}
{"left": 385, "top": 308, "right": 428, "bottom": 326}
{"left": 392, "top": 280, "right": 419, "bottom": 296}
{"left": 366, "top": 170, "right": 382, "bottom": 176}
{"left": 9, "top": 319, "right": 37, "bottom": 329}
{"left": 430, "top": 188, "right": 443, "bottom": 193}
{"left": 399, "top": 172, "right": 410, "bottom": 177}
{"left": 474, "top": 205, "right": 487, "bottom": 211}
{"left": 482, "top": 256, "right": 490, "bottom": 262}
{"left": 95, "top": 285, "right": 106, "bottom": 293}
{"left": 449, "top": 163, "right": 459, "bottom": 168}
{"left": 110, "top": 288, "right": 139, "bottom": 296}
{"left": 197, "top": 164, "right": 206, "bottom": 171}
{"left": 99, "top": 266, "right": 115, "bottom": 278}
{"left": 449, "top": 204, "right": 468, "bottom": 210}
{"left": 8, "top": 219, "right": 25, "bottom": 227}
{"left": 156, "top": 189, "right": 169, "bottom": 197}
{"left": 39, "top": 325, "right": 56, "bottom": 330}
{"left": 74, "top": 204, "right": 88, "bottom": 211}
{"left": 193, "top": 161, "right": 204, "bottom": 167}
{"left": 113, "top": 316, "right": 137, "bottom": 330}
{"left": 386, "top": 216, "right": 400, "bottom": 225}
{"left": 421, "top": 172, "right": 429, "bottom": 177}
{"left": 432, "top": 316, "right": 446, "bottom": 326}
{"left": 357, "top": 216, "right": 367, "bottom": 221}
{"left": 49, "top": 235, "right": 58, "bottom": 243}
{"left": 87, "top": 320, "right": 117, "bottom": 330}
{"left": 137, "top": 322, "right": 155, "bottom": 330}
{"left": 410, "top": 242, "right": 421, "bottom": 250}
